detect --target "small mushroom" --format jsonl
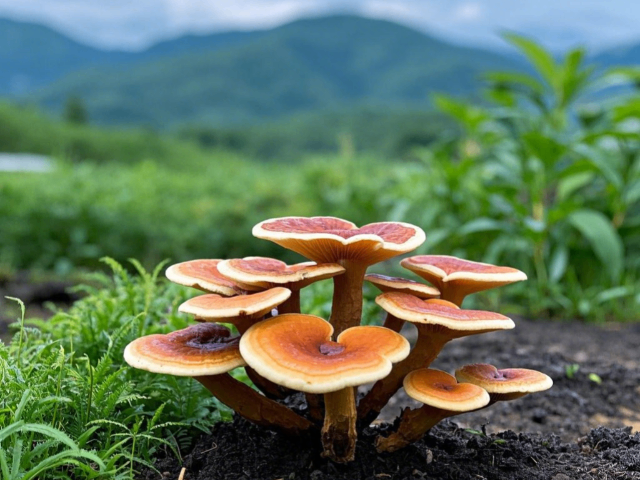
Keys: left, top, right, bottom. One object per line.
{"left": 218, "top": 257, "right": 345, "bottom": 314}
{"left": 253, "top": 216, "right": 425, "bottom": 336}
{"left": 455, "top": 363, "right": 553, "bottom": 403}
{"left": 401, "top": 255, "right": 527, "bottom": 306}
{"left": 166, "top": 259, "right": 258, "bottom": 295}
{"left": 240, "top": 314, "right": 409, "bottom": 463}
{"left": 124, "top": 323, "right": 312, "bottom": 435}
{"left": 365, "top": 273, "right": 440, "bottom": 332}
{"left": 358, "top": 293, "right": 514, "bottom": 425}
{"left": 179, "top": 287, "right": 292, "bottom": 399}
{"left": 375, "top": 369, "right": 489, "bottom": 452}
{"left": 179, "top": 287, "right": 291, "bottom": 333}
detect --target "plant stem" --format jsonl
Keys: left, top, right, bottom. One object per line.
{"left": 375, "top": 405, "right": 447, "bottom": 453}
{"left": 196, "top": 374, "right": 313, "bottom": 435}
{"left": 357, "top": 331, "right": 449, "bottom": 426}
{"left": 321, "top": 387, "right": 357, "bottom": 463}
{"left": 329, "top": 261, "right": 368, "bottom": 337}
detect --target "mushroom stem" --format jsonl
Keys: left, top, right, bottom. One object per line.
{"left": 375, "top": 405, "right": 447, "bottom": 453}
{"left": 439, "top": 285, "right": 466, "bottom": 307}
{"left": 321, "top": 387, "right": 357, "bottom": 463}
{"left": 278, "top": 289, "right": 301, "bottom": 314}
{"left": 329, "top": 261, "right": 368, "bottom": 337}
{"left": 382, "top": 313, "right": 404, "bottom": 332}
{"left": 305, "top": 393, "right": 324, "bottom": 424}
{"left": 245, "top": 367, "right": 291, "bottom": 399}
{"left": 357, "top": 331, "right": 449, "bottom": 425}
{"left": 196, "top": 374, "right": 313, "bottom": 435}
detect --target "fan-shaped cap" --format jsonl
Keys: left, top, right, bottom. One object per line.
{"left": 179, "top": 287, "right": 291, "bottom": 322}
{"left": 253, "top": 216, "right": 425, "bottom": 265}
{"left": 124, "top": 323, "right": 245, "bottom": 376}
{"left": 455, "top": 364, "right": 553, "bottom": 397}
{"left": 166, "top": 259, "right": 255, "bottom": 296}
{"left": 375, "top": 292, "right": 514, "bottom": 335}
{"left": 217, "top": 257, "right": 345, "bottom": 290}
{"left": 401, "top": 255, "right": 527, "bottom": 297}
{"left": 240, "top": 314, "right": 410, "bottom": 394}
{"left": 365, "top": 273, "right": 440, "bottom": 299}
{"left": 404, "top": 368, "right": 490, "bottom": 412}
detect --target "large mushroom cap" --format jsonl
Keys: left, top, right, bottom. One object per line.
{"left": 404, "top": 368, "right": 490, "bottom": 412}
{"left": 217, "top": 257, "right": 345, "bottom": 290}
{"left": 401, "top": 255, "right": 527, "bottom": 294}
{"left": 124, "top": 323, "right": 245, "bottom": 376}
{"left": 240, "top": 314, "right": 410, "bottom": 393}
{"left": 166, "top": 259, "right": 254, "bottom": 296}
{"left": 455, "top": 364, "right": 553, "bottom": 396}
{"left": 179, "top": 287, "right": 291, "bottom": 322}
{"left": 253, "top": 216, "right": 426, "bottom": 264}
{"left": 375, "top": 292, "right": 515, "bottom": 335}
{"left": 365, "top": 273, "right": 440, "bottom": 299}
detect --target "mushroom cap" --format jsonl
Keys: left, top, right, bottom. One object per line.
{"left": 239, "top": 314, "right": 410, "bottom": 393}
{"left": 123, "top": 323, "right": 245, "bottom": 376}
{"left": 217, "top": 257, "right": 345, "bottom": 290}
{"left": 166, "top": 259, "right": 255, "bottom": 296}
{"left": 455, "top": 364, "right": 553, "bottom": 395}
{"left": 375, "top": 292, "right": 514, "bottom": 335}
{"left": 179, "top": 287, "right": 291, "bottom": 322}
{"left": 365, "top": 273, "right": 440, "bottom": 299}
{"left": 253, "top": 216, "right": 425, "bottom": 265}
{"left": 404, "top": 368, "right": 490, "bottom": 412}
{"left": 401, "top": 255, "right": 527, "bottom": 294}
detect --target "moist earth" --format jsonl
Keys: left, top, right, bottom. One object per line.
{"left": 146, "top": 318, "right": 640, "bottom": 479}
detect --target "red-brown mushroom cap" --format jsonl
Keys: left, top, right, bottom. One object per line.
{"left": 455, "top": 364, "right": 553, "bottom": 396}
{"left": 404, "top": 368, "right": 490, "bottom": 412}
{"left": 239, "top": 314, "right": 410, "bottom": 393}
{"left": 123, "top": 323, "right": 245, "bottom": 376}
{"left": 166, "top": 259, "right": 257, "bottom": 296}
{"left": 365, "top": 273, "right": 440, "bottom": 300}
{"left": 401, "top": 255, "right": 527, "bottom": 294}
{"left": 179, "top": 287, "right": 291, "bottom": 322}
{"left": 375, "top": 292, "right": 514, "bottom": 335}
{"left": 252, "top": 216, "right": 426, "bottom": 265}
{"left": 217, "top": 257, "right": 345, "bottom": 290}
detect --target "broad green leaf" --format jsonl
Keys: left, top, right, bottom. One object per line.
{"left": 548, "top": 245, "right": 569, "bottom": 282}
{"left": 458, "top": 218, "right": 505, "bottom": 235}
{"left": 557, "top": 172, "right": 594, "bottom": 201}
{"left": 568, "top": 209, "right": 624, "bottom": 280}
{"left": 503, "top": 33, "right": 558, "bottom": 91}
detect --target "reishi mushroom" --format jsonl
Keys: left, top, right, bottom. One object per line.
{"left": 358, "top": 293, "right": 514, "bottom": 425}
{"left": 253, "top": 216, "right": 425, "bottom": 336}
{"left": 165, "top": 259, "right": 256, "bottom": 295}
{"left": 217, "top": 257, "right": 345, "bottom": 314}
{"left": 178, "top": 286, "right": 292, "bottom": 398}
{"left": 178, "top": 287, "right": 291, "bottom": 333}
{"left": 455, "top": 363, "right": 553, "bottom": 403}
{"left": 401, "top": 255, "right": 527, "bottom": 306}
{"left": 365, "top": 273, "right": 440, "bottom": 332}
{"left": 375, "top": 369, "right": 489, "bottom": 452}
{"left": 124, "top": 323, "right": 312, "bottom": 435}
{"left": 240, "top": 314, "right": 409, "bottom": 463}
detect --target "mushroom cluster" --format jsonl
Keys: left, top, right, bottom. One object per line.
{"left": 124, "top": 216, "right": 552, "bottom": 463}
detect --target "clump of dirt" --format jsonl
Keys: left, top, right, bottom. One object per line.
{"left": 150, "top": 419, "right": 640, "bottom": 480}
{"left": 144, "top": 318, "right": 640, "bottom": 480}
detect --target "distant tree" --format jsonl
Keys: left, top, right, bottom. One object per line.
{"left": 64, "top": 96, "right": 88, "bottom": 125}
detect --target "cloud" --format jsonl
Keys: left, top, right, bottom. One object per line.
{"left": 0, "top": 0, "right": 640, "bottom": 52}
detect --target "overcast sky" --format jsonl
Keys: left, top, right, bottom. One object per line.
{"left": 1, "top": 0, "right": 639, "bottom": 53}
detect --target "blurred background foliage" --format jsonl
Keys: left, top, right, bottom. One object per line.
{"left": 0, "top": 34, "right": 639, "bottom": 322}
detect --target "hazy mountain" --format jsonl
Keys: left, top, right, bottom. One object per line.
{"left": 30, "top": 15, "right": 518, "bottom": 126}
{"left": 593, "top": 42, "right": 640, "bottom": 68}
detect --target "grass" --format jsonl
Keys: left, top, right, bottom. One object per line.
{"left": 0, "top": 260, "right": 237, "bottom": 479}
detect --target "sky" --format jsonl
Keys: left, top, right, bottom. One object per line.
{"left": 1, "top": 0, "right": 639, "bottom": 53}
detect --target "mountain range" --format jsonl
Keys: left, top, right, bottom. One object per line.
{"left": 1, "top": 15, "right": 638, "bottom": 127}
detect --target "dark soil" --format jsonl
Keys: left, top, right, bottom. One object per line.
{"left": 146, "top": 318, "right": 640, "bottom": 480}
